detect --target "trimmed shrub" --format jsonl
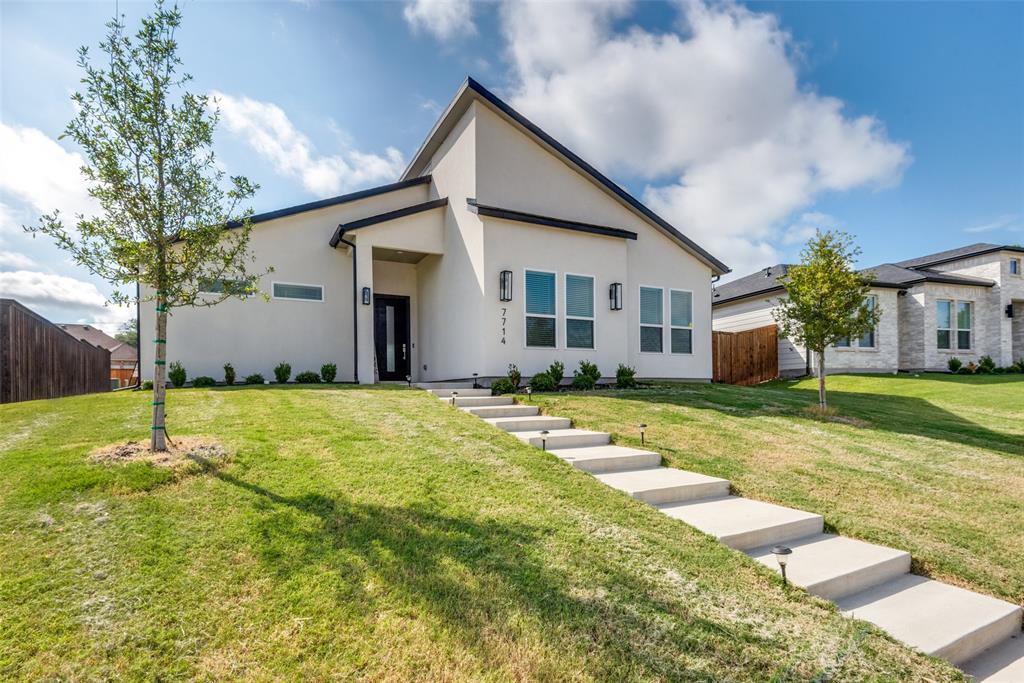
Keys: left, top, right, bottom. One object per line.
{"left": 321, "top": 363, "right": 337, "bottom": 383}
{"left": 491, "top": 377, "right": 517, "bottom": 395}
{"left": 1012, "top": 360, "right": 1024, "bottom": 373}
{"left": 168, "top": 361, "right": 186, "bottom": 388}
{"left": 529, "top": 371, "right": 557, "bottom": 392}
{"left": 507, "top": 363, "right": 521, "bottom": 389}
{"left": 957, "top": 363, "right": 976, "bottom": 375}
{"left": 295, "top": 371, "right": 321, "bottom": 384}
{"left": 947, "top": 357, "right": 962, "bottom": 373}
{"left": 223, "top": 363, "right": 236, "bottom": 385}
{"left": 978, "top": 355, "right": 996, "bottom": 373}
{"left": 547, "top": 360, "right": 565, "bottom": 387}
{"left": 572, "top": 360, "right": 601, "bottom": 390}
{"left": 142, "top": 380, "right": 154, "bottom": 390}
{"left": 274, "top": 362, "right": 291, "bottom": 384}
{"left": 993, "top": 366, "right": 1007, "bottom": 374}
{"left": 192, "top": 376, "right": 216, "bottom": 388}
{"left": 615, "top": 364, "right": 637, "bottom": 389}
{"left": 245, "top": 373, "right": 265, "bottom": 385}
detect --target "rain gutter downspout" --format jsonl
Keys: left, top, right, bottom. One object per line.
{"left": 336, "top": 228, "right": 359, "bottom": 384}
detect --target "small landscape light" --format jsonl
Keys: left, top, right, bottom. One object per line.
{"left": 405, "top": 374, "right": 412, "bottom": 387}
{"left": 450, "top": 390, "right": 458, "bottom": 407}
{"left": 639, "top": 423, "right": 647, "bottom": 446}
{"left": 526, "top": 386, "right": 532, "bottom": 401}
{"left": 473, "top": 372, "right": 480, "bottom": 389}
{"left": 539, "top": 430, "right": 549, "bottom": 451}
{"left": 772, "top": 545, "right": 793, "bottom": 586}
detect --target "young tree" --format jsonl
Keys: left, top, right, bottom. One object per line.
{"left": 115, "top": 318, "right": 138, "bottom": 347}
{"left": 28, "top": 1, "right": 264, "bottom": 451}
{"left": 773, "top": 230, "right": 880, "bottom": 408}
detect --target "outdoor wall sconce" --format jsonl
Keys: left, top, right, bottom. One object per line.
{"left": 639, "top": 423, "right": 647, "bottom": 446}
{"left": 772, "top": 545, "right": 793, "bottom": 586}
{"left": 499, "top": 270, "right": 513, "bottom": 302}
{"left": 609, "top": 282, "right": 623, "bottom": 310}
{"left": 1006, "top": 304, "right": 1015, "bottom": 319}
{"left": 362, "top": 287, "right": 371, "bottom": 305}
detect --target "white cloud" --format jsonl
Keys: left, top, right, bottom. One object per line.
{"left": 403, "top": 0, "right": 476, "bottom": 41}
{"left": 0, "top": 122, "right": 98, "bottom": 224}
{"left": 965, "top": 213, "right": 1020, "bottom": 234}
{"left": 0, "top": 269, "right": 108, "bottom": 311}
{"left": 211, "top": 91, "right": 406, "bottom": 197}
{"left": 500, "top": 0, "right": 910, "bottom": 276}
{"left": 781, "top": 211, "right": 839, "bottom": 246}
{"left": 0, "top": 251, "right": 37, "bottom": 269}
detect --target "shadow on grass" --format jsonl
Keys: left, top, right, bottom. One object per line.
{"left": 200, "top": 463, "right": 806, "bottom": 680}
{"left": 608, "top": 382, "right": 1023, "bottom": 458}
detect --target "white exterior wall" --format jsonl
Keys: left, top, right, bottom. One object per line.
{"left": 712, "top": 295, "right": 807, "bottom": 375}
{"left": 932, "top": 251, "right": 1024, "bottom": 366}
{"left": 473, "top": 103, "right": 713, "bottom": 380}
{"left": 140, "top": 183, "right": 430, "bottom": 382}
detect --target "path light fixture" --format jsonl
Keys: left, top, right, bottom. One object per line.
{"left": 539, "top": 430, "right": 549, "bottom": 451}
{"left": 473, "top": 373, "right": 480, "bottom": 389}
{"left": 526, "top": 386, "right": 532, "bottom": 402}
{"left": 405, "top": 374, "right": 412, "bottom": 387}
{"left": 450, "top": 390, "right": 458, "bottom": 407}
{"left": 499, "top": 270, "right": 513, "bottom": 302}
{"left": 609, "top": 282, "right": 623, "bottom": 311}
{"left": 772, "top": 545, "right": 793, "bottom": 586}
{"left": 639, "top": 423, "right": 647, "bottom": 446}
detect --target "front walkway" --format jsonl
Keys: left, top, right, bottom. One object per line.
{"left": 427, "top": 386, "right": 1024, "bottom": 682}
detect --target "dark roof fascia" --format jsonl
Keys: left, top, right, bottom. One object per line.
{"left": 712, "top": 285, "right": 786, "bottom": 307}
{"left": 228, "top": 176, "right": 433, "bottom": 230}
{"left": 403, "top": 77, "right": 729, "bottom": 274}
{"left": 467, "top": 199, "right": 638, "bottom": 240}
{"left": 329, "top": 198, "right": 448, "bottom": 248}
{"left": 896, "top": 244, "right": 1024, "bottom": 269}
{"left": 905, "top": 273, "right": 995, "bottom": 288}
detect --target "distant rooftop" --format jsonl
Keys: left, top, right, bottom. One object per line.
{"left": 58, "top": 323, "right": 137, "bottom": 361}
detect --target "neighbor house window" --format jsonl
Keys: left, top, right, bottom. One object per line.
{"left": 565, "top": 274, "right": 595, "bottom": 349}
{"left": 272, "top": 282, "right": 323, "bottom": 301}
{"left": 956, "top": 301, "right": 973, "bottom": 350}
{"left": 639, "top": 286, "right": 663, "bottom": 353}
{"left": 936, "top": 300, "right": 952, "bottom": 350}
{"left": 525, "top": 270, "right": 556, "bottom": 348}
{"left": 1011, "top": 258, "right": 1021, "bottom": 276}
{"left": 670, "top": 289, "right": 693, "bottom": 354}
{"left": 835, "top": 295, "right": 877, "bottom": 348}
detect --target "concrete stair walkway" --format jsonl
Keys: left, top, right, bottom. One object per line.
{"left": 427, "top": 386, "right": 1023, "bottom": 678}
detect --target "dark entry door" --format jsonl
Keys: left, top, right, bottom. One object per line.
{"left": 373, "top": 295, "right": 411, "bottom": 381}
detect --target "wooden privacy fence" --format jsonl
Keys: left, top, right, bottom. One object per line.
{"left": 0, "top": 299, "right": 111, "bottom": 403}
{"left": 712, "top": 324, "right": 779, "bottom": 386}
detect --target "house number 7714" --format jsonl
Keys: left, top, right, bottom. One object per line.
{"left": 501, "top": 307, "right": 507, "bottom": 345}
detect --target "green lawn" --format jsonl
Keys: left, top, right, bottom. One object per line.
{"left": 0, "top": 384, "right": 963, "bottom": 681}
{"left": 532, "top": 373, "right": 1024, "bottom": 609}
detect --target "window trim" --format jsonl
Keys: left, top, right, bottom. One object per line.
{"left": 956, "top": 300, "right": 973, "bottom": 351}
{"left": 272, "top": 281, "right": 324, "bottom": 303}
{"left": 669, "top": 288, "right": 694, "bottom": 355}
{"left": 639, "top": 285, "right": 665, "bottom": 354}
{"left": 524, "top": 268, "right": 557, "bottom": 349}
{"left": 936, "top": 298, "right": 974, "bottom": 351}
{"left": 564, "top": 272, "right": 596, "bottom": 350}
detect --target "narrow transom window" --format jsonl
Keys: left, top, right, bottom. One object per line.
{"left": 273, "top": 282, "right": 323, "bottom": 301}
{"left": 199, "top": 278, "right": 248, "bottom": 295}
{"left": 956, "top": 301, "right": 972, "bottom": 350}
{"left": 936, "top": 300, "right": 952, "bottom": 350}
{"left": 670, "top": 289, "right": 693, "bottom": 354}
{"left": 565, "top": 274, "right": 594, "bottom": 349}
{"left": 639, "top": 286, "right": 663, "bottom": 353}
{"left": 525, "top": 270, "right": 556, "bottom": 348}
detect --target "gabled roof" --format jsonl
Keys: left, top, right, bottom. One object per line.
{"left": 401, "top": 77, "right": 729, "bottom": 275}
{"left": 894, "top": 242, "right": 1024, "bottom": 269}
{"left": 58, "top": 323, "right": 138, "bottom": 361}
{"left": 712, "top": 259, "right": 995, "bottom": 307}
{"left": 329, "top": 198, "right": 449, "bottom": 247}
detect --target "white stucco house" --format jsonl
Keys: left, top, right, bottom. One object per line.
{"left": 141, "top": 78, "right": 729, "bottom": 385}
{"left": 712, "top": 243, "right": 1024, "bottom": 375}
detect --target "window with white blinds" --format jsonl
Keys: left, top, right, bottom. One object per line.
{"left": 565, "top": 274, "right": 594, "bottom": 349}
{"left": 525, "top": 270, "right": 556, "bottom": 348}
{"left": 670, "top": 289, "right": 693, "bottom": 354}
{"left": 639, "top": 286, "right": 663, "bottom": 353}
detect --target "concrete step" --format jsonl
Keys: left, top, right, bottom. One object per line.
{"left": 446, "top": 395, "right": 514, "bottom": 407}
{"left": 514, "top": 429, "right": 611, "bottom": 449}
{"left": 658, "top": 495, "right": 823, "bottom": 551}
{"left": 485, "top": 415, "right": 571, "bottom": 432}
{"left": 836, "top": 574, "right": 1023, "bottom": 666}
{"left": 428, "top": 387, "right": 492, "bottom": 398}
{"left": 962, "top": 633, "right": 1024, "bottom": 682}
{"left": 417, "top": 382, "right": 473, "bottom": 391}
{"left": 595, "top": 467, "right": 730, "bottom": 506}
{"left": 463, "top": 405, "right": 539, "bottom": 418}
{"left": 747, "top": 533, "right": 911, "bottom": 601}
{"left": 548, "top": 445, "right": 662, "bottom": 473}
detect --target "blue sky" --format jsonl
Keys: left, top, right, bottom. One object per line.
{"left": 1, "top": 0, "right": 1022, "bottom": 331}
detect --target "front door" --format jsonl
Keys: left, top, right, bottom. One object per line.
{"left": 373, "top": 295, "right": 411, "bottom": 381}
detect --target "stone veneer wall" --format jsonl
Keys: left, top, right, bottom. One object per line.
{"left": 898, "top": 289, "right": 925, "bottom": 369}
{"left": 822, "top": 287, "right": 900, "bottom": 374}
{"left": 1014, "top": 302, "right": 1024, "bottom": 365}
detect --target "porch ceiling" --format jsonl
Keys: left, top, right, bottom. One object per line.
{"left": 373, "top": 246, "right": 430, "bottom": 264}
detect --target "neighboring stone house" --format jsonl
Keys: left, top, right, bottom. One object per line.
{"left": 59, "top": 323, "right": 139, "bottom": 386}
{"left": 712, "top": 243, "right": 1024, "bottom": 375}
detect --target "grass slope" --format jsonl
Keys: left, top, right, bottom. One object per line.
{"left": 534, "top": 373, "right": 1024, "bottom": 608}
{"left": 0, "top": 385, "right": 960, "bottom": 681}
